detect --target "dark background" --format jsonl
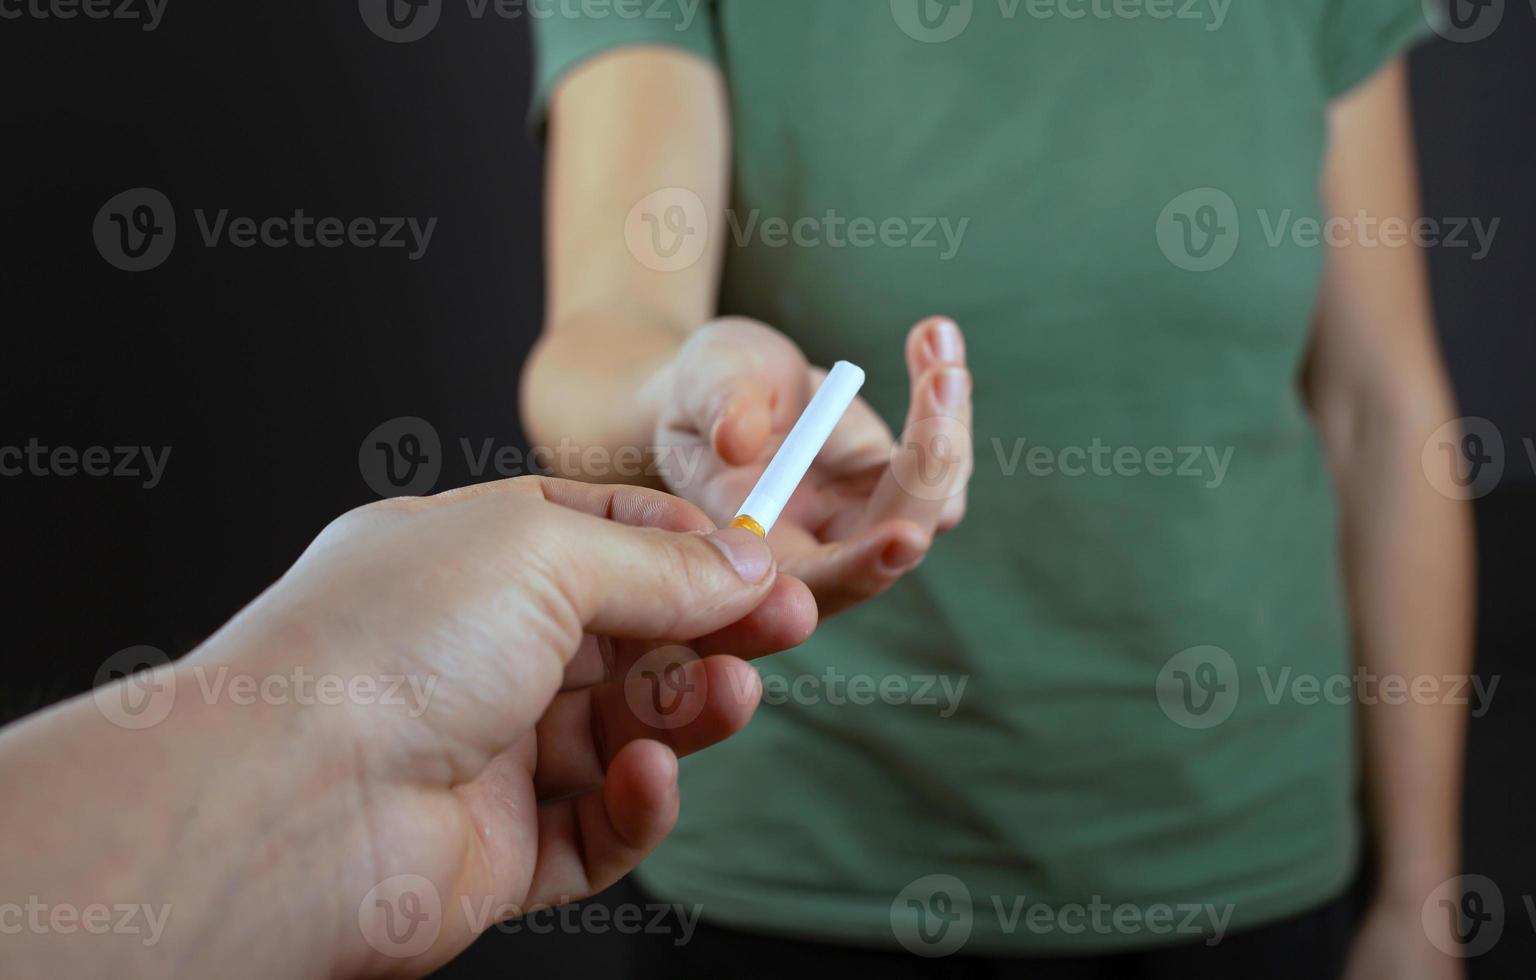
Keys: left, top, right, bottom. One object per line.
{"left": 1, "top": 3, "right": 1532, "bottom": 976}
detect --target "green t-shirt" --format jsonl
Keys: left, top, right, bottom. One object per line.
{"left": 533, "top": 1, "right": 1429, "bottom": 955}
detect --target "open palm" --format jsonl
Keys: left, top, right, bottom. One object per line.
{"left": 655, "top": 316, "right": 973, "bottom": 615}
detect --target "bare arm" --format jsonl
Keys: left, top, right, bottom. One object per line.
{"left": 519, "top": 46, "right": 731, "bottom": 477}
{"left": 1308, "top": 59, "right": 1474, "bottom": 979}
{"left": 520, "top": 45, "right": 975, "bottom": 616}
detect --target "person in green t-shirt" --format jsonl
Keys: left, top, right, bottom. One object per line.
{"left": 522, "top": 3, "right": 1474, "bottom": 977}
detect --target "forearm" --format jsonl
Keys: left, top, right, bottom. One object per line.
{"left": 1333, "top": 397, "right": 1474, "bottom": 901}
{"left": 523, "top": 46, "right": 730, "bottom": 482}
{"left": 1309, "top": 58, "right": 1474, "bottom": 905}
{"left": 0, "top": 640, "right": 359, "bottom": 978}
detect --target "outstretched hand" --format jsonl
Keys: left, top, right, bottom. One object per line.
{"left": 654, "top": 316, "right": 973, "bottom": 616}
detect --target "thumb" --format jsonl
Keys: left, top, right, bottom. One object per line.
{"left": 671, "top": 318, "right": 807, "bottom": 467}
{"left": 539, "top": 507, "right": 780, "bottom": 642}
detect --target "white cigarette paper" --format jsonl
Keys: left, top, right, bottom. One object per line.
{"left": 732, "top": 360, "right": 865, "bottom": 536}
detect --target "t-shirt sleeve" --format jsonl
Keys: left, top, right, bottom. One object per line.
{"left": 1315, "top": 0, "right": 1434, "bottom": 98}
{"left": 528, "top": 2, "right": 719, "bottom": 128}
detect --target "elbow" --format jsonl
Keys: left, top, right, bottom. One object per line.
{"left": 1312, "top": 369, "right": 1463, "bottom": 480}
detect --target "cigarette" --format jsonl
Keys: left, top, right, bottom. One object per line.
{"left": 729, "top": 360, "right": 865, "bottom": 538}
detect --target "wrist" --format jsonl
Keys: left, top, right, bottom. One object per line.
{"left": 144, "top": 632, "right": 374, "bottom": 976}
{"left": 0, "top": 633, "right": 366, "bottom": 979}
{"left": 526, "top": 311, "right": 687, "bottom": 479}
{"left": 1374, "top": 849, "right": 1461, "bottom": 912}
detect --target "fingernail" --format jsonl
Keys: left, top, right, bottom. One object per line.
{"left": 928, "top": 320, "right": 962, "bottom": 363}
{"left": 934, "top": 367, "right": 968, "bottom": 408}
{"left": 709, "top": 395, "right": 737, "bottom": 444}
{"left": 741, "top": 667, "right": 763, "bottom": 705}
{"left": 707, "top": 527, "right": 774, "bottom": 584}
{"left": 881, "top": 538, "right": 926, "bottom": 574}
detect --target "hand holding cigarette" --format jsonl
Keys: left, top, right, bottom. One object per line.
{"left": 0, "top": 477, "right": 817, "bottom": 978}
{"left": 654, "top": 316, "right": 973, "bottom": 616}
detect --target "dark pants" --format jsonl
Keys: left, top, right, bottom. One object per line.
{"left": 623, "top": 880, "right": 1358, "bottom": 980}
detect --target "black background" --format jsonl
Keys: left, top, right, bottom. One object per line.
{"left": 1, "top": 3, "right": 1532, "bottom": 976}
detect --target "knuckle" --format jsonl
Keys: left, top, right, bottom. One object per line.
{"left": 317, "top": 497, "right": 410, "bottom": 540}
{"left": 669, "top": 535, "right": 714, "bottom": 596}
{"left": 506, "top": 474, "right": 545, "bottom": 493}
{"left": 665, "top": 535, "right": 731, "bottom": 621}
